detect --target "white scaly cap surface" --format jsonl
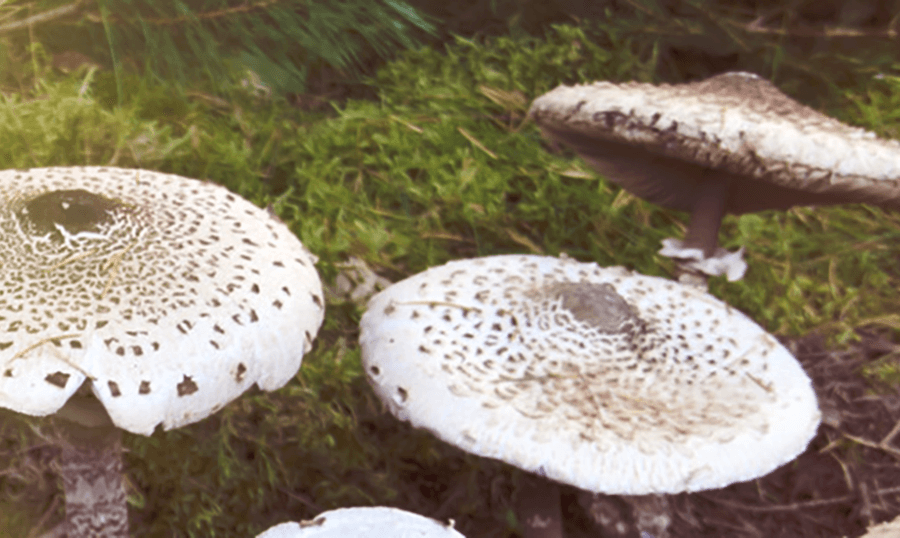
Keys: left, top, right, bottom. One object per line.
{"left": 529, "top": 72, "right": 900, "bottom": 210}
{"left": 360, "top": 255, "right": 821, "bottom": 494}
{"left": 859, "top": 515, "right": 900, "bottom": 538}
{"left": 0, "top": 167, "right": 325, "bottom": 435}
{"left": 256, "top": 507, "right": 466, "bottom": 537}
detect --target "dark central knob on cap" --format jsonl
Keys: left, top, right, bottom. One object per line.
{"left": 549, "top": 282, "right": 638, "bottom": 334}
{"left": 20, "top": 189, "right": 120, "bottom": 236}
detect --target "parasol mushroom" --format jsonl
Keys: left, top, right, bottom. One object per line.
{"left": 256, "top": 507, "right": 466, "bottom": 537}
{"left": 859, "top": 514, "right": 900, "bottom": 538}
{"left": 529, "top": 72, "right": 900, "bottom": 282}
{"left": 0, "top": 166, "right": 325, "bottom": 537}
{"left": 359, "top": 254, "right": 821, "bottom": 538}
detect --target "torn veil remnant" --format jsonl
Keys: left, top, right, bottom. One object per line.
{"left": 529, "top": 72, "right": 900, "bottom": 281}
{"left": 256, "top": 507, "right": 466, "bottom": 538}
{"left": 360, "top": 254, "right": 820, "bottom": 537}
{"left": 0, "top": 166, "right": 325, "bottom": 536}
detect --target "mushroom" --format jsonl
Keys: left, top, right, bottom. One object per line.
{"left": 359, "top": 254, "right": 821, "bottom": 538}
{"left": 256, "top": 507, "right": 466, "bottom": 537}
{"left": 0, "top": 167, "right": 325, "bottom": 537}
{"left": 529, "top": 72, "right": 900, "bottom": 283}
{"left": 860, "top": 514, "right": 900, "bottom": 538}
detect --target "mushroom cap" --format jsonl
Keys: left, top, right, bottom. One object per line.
{"left": 529, "top": 72, "right": 900, "bottom": 214}
{"left": 359, "top": 255, "right": 821, "bottom": 494}
{"left": 0, "top": 167, "right": 325, "bottom": 435}
{"left": 256, "top": 507, "right": 466, "bottom": 537}
{"left": 860, "top": 515, "right": 900, "bottom": 538}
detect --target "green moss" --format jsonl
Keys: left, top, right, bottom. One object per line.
{"left": 861, "top": 355, "right": 900, "bottom": 388}
{"left": 0, "top": 503, "right": 40, "bottom": 538}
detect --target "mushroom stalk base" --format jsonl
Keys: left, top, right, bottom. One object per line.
{"left": 54, "top": 397, "right": 129, "bottom": 538}
{"left": 516, "top": 473, "right": 563, "bottom": 538}
{"left": 627, "top": 495, "right": 672, "bottom": 538}
{"left": 579, "top": 492, "right": 672, "bottom": 538}
{"left": 658, "top": 174, "right": 747, "bottom": 282}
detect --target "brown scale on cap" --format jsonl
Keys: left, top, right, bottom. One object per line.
{"left": 542, "top": 282, "right": 637, "bottom": 332}
{"left": 20, "top": 189, "right": 123, "bottom": 236}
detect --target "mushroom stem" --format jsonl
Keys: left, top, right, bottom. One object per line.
{"left": 54, "top": 392, "right": 129, "bottom": 537}
{"left": 516, "top": 473, "right": 563, "bottom": 538}
{"left": 580, "top": 493, "right": 672, "bottom": 538}
{"left": 626, "top": 494, "right": 672, "bottom": 538}
{"left": 683, "top": 174, "right": 732, "bottom": 258}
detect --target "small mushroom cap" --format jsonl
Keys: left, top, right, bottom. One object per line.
{"left": 0, "top": 167, "right": 325, "bottom": 435}
{"left": 256, "top": 507, "right": 466, "bottom": 537}
{"left": 360, "top": 255, "right": 821, "bottom": 494}
{"left": 529, "top": 72, "right": 900, "bottom": 214}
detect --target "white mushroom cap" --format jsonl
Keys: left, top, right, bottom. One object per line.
{"left": 0, "top": 167, "right": 325, "bottom": 435}
{"left": 256, "top": 507, "right": 466, "bottom": 537}
{"left": 360, "top": 255, "right": 821, "bottom": 494}
{"left": 860, "top": 515, "right": 900, "bottom": 538}
{"left": 529, "top": 72, "right": 900, "bottom": 213}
